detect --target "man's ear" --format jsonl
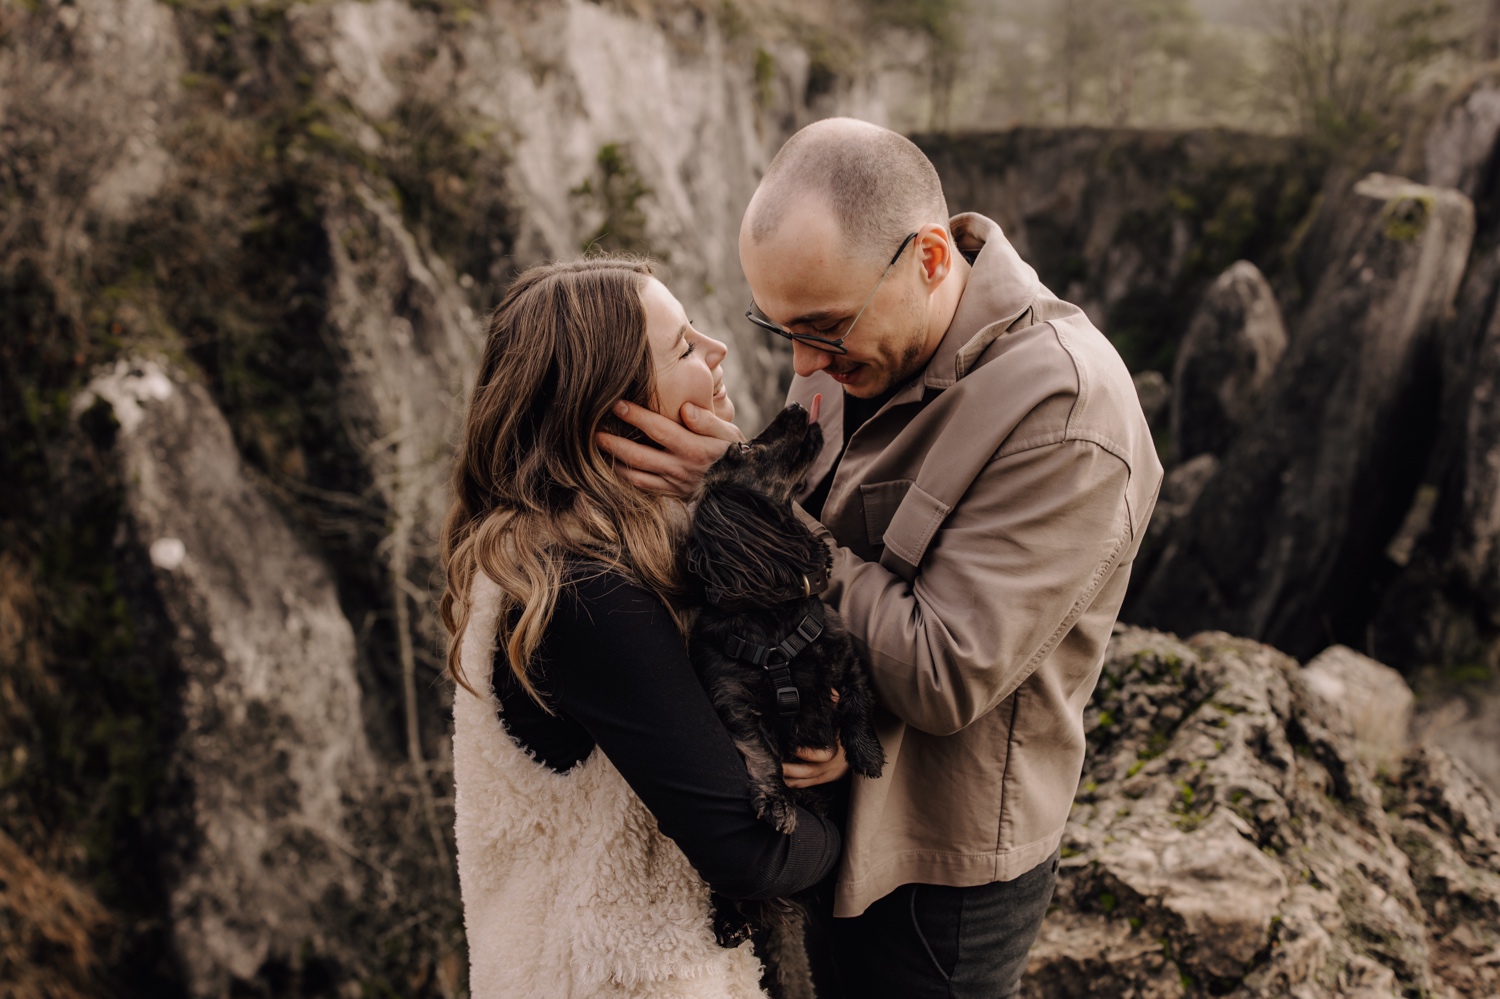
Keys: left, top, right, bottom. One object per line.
{"left": 916, "top": 222, "right": 955, "bottom": 287}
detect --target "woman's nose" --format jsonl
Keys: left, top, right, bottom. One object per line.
{"left": 701, "top": 332, "right": 729, "bottom": 367}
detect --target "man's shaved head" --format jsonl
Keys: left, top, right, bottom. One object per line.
{"left": 746, "top": 118, "right": 949, "bottom": 262}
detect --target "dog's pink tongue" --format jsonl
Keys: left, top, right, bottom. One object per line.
{"left": 809, "top": 393, "right": 823, "bottom": 425}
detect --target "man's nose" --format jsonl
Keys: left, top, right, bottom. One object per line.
{"left": 791, "top": 341, "right": 834, "bottom": 378}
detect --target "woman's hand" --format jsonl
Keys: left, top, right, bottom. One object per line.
{"left": 597, "top": 400, "right": 746, "bottom": 500}
{"left": 783, "top": 742, "right": 850, "bottom": 788}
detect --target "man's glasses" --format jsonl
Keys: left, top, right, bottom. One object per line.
{"left": 746, "top": 231, "right": 919, "bottom": 355}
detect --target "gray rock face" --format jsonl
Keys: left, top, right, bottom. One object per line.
{"left": 1171, "top": 261, "right": 1287, "bottom": 463}
{"left": 1131, "top": 175, "right": 1475, "bottom": 657}
{"left": 1026, "top": 628, "right": 1500, "bottom": 998}
{"left": 77, "top": 359, "right": 371, "bottom": 996}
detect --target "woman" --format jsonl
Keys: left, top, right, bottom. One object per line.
{"left": 440, "top": 257, "right": 844, "bottom": 998}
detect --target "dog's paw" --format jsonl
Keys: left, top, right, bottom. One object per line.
{"left": 845, "top": 733, "right": 886, "bottom": 779}
{"left": 753, "top": 791, "right": 799, "bottom": 834}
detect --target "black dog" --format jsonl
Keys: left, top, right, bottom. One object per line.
{"left": 683, "top": 401, "right": 885, "bottom": 834}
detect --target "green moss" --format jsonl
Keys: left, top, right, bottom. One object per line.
{"left": 1098, "top": 891, "right": 1118, "bottom": 913}
{"left": 754, "top": 47, "right": 776, "bottom": 106}
{"left": 1443, "top": 662, "right": 1491, "bottom": 685}
{"left": 572, "top": 142, "right": 654, "bottom": 254}
{"left": 1382, "top": 195, "right": 1432, "bottom": 242}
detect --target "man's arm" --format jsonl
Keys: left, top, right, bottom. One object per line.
{"left": 799, "top": 438, "right": 1132, "bottom": 737}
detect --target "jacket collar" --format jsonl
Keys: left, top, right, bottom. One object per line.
{"left": 920, "top": 212, "right": 1040, "bottom": 392}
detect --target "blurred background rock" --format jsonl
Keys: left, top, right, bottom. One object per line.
{"left": 4, "top": 0, "right": 1500, "bottom": 996}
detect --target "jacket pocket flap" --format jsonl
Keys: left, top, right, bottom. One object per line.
{"left": 860, "top": 479, "right": 914, "bottom": 547}
{"left": 879, "top": 483, "right": 952, "bottom": 582}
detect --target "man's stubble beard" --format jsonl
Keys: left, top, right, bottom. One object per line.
{"left": 864, "top": 297, "right": 931, "bottom": 397}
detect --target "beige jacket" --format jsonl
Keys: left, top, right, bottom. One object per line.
{"left": 788, "top": 213, "right": 1162, "bottom": 918}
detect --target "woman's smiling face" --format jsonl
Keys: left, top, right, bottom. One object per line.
{"left": 641, "top": 276, "right": 735, "bottom": 425}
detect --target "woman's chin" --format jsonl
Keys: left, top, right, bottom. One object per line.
{"left": 711, "top": 395, "right": 735, "bottom": 424}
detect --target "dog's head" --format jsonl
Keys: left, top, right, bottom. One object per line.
{"left": 703, "top": 401, "right": 825, "bottom": 503}
{"left": 684, "top": 402, "right": 831, "bottom": 610}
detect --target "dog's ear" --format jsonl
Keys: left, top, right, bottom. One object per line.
{"left": 684, "top": 482, "right": 828, "bottom": 610}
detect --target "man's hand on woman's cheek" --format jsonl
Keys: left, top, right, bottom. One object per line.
{"left": 596, "top": 400, "right": 746, "bottom": 500}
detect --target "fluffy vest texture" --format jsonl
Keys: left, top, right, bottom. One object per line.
{"left": 453, "top": 571, "right": 768, "bottom": 998}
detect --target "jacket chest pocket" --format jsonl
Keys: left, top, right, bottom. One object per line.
{"left": 860, "top": 479, "right": 913, "bottom": 549}
{"left": 861, "top": 478, "right": 954, "bottom": 583}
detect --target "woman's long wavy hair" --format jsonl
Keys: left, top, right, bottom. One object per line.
{"left": 439, "top": 256, "right": 686, "bottom": 702}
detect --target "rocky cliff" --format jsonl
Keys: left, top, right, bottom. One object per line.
{"left": 5, "top": 0, "right": 1500, "bottom": 996}
{"left": 1, "top": 0, "right": 867, "bottom": 994}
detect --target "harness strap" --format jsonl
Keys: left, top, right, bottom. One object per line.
{"left": 721, "top": 605, "right": 824, "bottom": 719}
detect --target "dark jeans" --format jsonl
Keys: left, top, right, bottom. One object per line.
{"left": 808, "top": 851, "right": 1060, "bottom": 999}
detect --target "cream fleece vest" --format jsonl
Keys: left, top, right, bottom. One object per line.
{"left": 453, "top": 572, "right": 768, "bottom": 999}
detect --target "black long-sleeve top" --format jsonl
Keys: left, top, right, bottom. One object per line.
{"left": 493, "top": 565, "right": 841, "bottom": 900}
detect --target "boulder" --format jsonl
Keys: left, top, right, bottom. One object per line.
{"left": 1171, "top": 260, "right": 1287, "bottom": 463}
{"left": 1302, "top": 645, "right": 1414, "bottom": 772}
{"left": 75, "top": 359, "right": 372, "bottom": 996}
{"left": 1025, "top": 627, "right": 1500, "bottom": 998}
{"left": 1130, "top": 175, "right": 1476, "bottom": 658}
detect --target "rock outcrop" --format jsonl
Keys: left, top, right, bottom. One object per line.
{"left": 1131, "top": 175, "right": 1475, "bottom": 658}
{"left": 1026, "top": 627, "right": 1500, "bottom": 999}
{"left": 1170, "top": 261, "right": 1287, "bottom": 464}
{"left": 76, "top": 359, "right": 373, "bottom": 995}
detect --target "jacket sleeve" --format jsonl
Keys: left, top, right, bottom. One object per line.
{"left": 800, "top": 438, "right": 1132, "bottom": 736}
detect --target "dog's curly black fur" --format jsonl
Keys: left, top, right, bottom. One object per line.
{"left": 682, "top": 402, "right": 885, "bottom": 981}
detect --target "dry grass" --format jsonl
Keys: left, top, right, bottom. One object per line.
{"left": 0, "top": 831, "right": 109, "bottom": 999}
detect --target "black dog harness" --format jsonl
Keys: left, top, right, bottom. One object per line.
{"left": 722, "top": 602, "right": 824, "bottom": 720}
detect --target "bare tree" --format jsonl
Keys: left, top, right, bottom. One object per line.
{"left": 1261, "top": 0, "right": 1458, "bottom": 140}
{"left": 1049, "top": 0, "right": 1200, "bottom": 126}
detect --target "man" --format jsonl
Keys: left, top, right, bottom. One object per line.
{"left": 600, "top": 118, "right": 1161, "bottom": 997}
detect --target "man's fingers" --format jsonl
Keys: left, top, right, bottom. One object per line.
{"left": 680, "top": 402, "right": 746, "bottom": 443}
{"left": 615, "top": 466, "right": 676, "bottom": 494}
{"left": 597, "top": 432, "right": 683, "bottom": 478}
{"left": 615, "top": 400, "right": 698, "bottom": 449}
{"left": 790, "top": 746, "right": 837, "bottom": 764}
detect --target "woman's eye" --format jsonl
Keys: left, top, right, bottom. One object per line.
{"left": 680, "top": 340, "right": 697, "bottom": 359}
